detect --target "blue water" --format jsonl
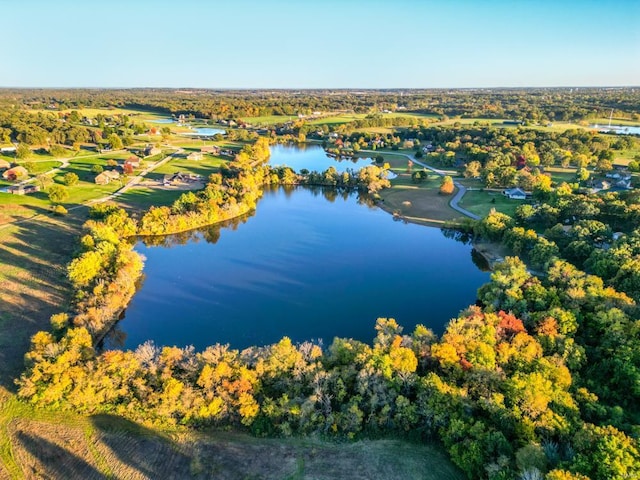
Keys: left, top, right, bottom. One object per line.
{"left": 593, "top": 124, "right": 640, "bottom": 135}
{"left": 109, "top": 186, "right": 489, "bottom": 351}
{"left": 269, "top": 144, "right": 377, "bottom": 173}
{"left": 151, "top": 118, "right": 175, "bottom": 124}
{"left": 181, "top": 127, "right": 226, "bottom": 136}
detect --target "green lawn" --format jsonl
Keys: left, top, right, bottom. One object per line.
{"left": 458, "top": 190, "right": 522, "bottom": 218}
{"left": 147, "top": 153, "right": 227, "bottom": 180}
{"left": 115, "top": 187, "right": 187, "bottom": 211}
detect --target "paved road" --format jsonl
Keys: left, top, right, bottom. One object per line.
{"left": 362, "top": 150, "right": 480, "bottom": 220}
{"left": 0, "top": 149, "right": 182, "bottom": 227}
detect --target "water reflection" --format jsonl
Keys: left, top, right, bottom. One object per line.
{"left": 109, "top": 186, "right": 490, "bottom": 351}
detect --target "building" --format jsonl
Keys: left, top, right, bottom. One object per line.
{"left": 503, "top": 187, "right": 527, "bottom": 200}
{"left": 187, "top": 152, "right": 203, "bottom": 161}
{"left": 200, "top": 145, "right": 220, "bottom": 155}
{"left": 0, "top": 159, "right": 11, "bottom": 170}
{"left": 7, "top": 184, "right": 40, "bottom": 195}
{"left": 2, "top": 166, "right": 29, "bottom": 181}
{"left": 144, "top": 146, "right": 162, "bottom": 157}
{"left": 94, "top": 172, "right": 111, "bottom": 185}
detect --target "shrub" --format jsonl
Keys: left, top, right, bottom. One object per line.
{"left": 53, "top": 205, "right": 68, "bottom": 216}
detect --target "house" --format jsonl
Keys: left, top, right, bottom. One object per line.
{"left": 7, "top": 184, "right": 40, "bottom": 195}
{"left": 2, "top": 166, "right": 29, "bottom": 181}
{"left": 94, "top": 172, "right": 111, "bottom": 185}
{"left": 103, "top": 170, "right": 121, "bottom": 181}
{"left": 124, "top": 156, "right": 141, "bottom": 168}
{"left": 0, "top": 146, "right": 16, "bottom": 154}
{"left": 615, "top": 178, "right": 632, "bottom": 189}
{"left": 163, "top": 172, "right": 202, "bottom": 186}
{"left": 503, "top": 187, "right": 527, "bottom": 200}
{"left": 187, "top": 152, "right": 203, "bottom": 161}
{"left": 200, "top": 145, "right": 220, "bottom": 155}
{"left": 144, "top": 146, "right": 162, "bottom": 157}
{"left": 590, "top": 180, "right": 611, "bottom": 193}
{"left": 0, "top": 159, "right": 11, "bottom": 170}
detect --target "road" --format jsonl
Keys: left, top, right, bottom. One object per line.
{"left": 0, "top": 149, "right": 183, "bottom": 227}
{"left": 362, "top": 150, "right": 480, "bottom": 220}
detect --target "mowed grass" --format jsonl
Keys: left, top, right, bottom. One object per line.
{"left": 0, "top": 211, "right": 85, "bottom": 391}
{"left": 379, "top": 173, "right": 462, "bottom": 224}
{"left": 0, "top": 398, "right": 465, "bottom": 480}
{"left": 458, "top": 190, "right": 522, "bottom": 218}
{"left": 148, "top": 152, "right": 226, "bottom": 178}
{"left": 115, "top": 188, "right": 188, "bottom": 212}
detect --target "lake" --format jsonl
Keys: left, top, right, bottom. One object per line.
{"left": 269, "top": 143, "right": 378, "bottom": 173}
{"left": 592, "top": 124, "right": 640, "bottom": 135}
{"left": 106, "top": 186, "right": 490, "bottom": 352}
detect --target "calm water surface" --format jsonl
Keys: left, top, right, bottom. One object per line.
{"left": 269, "top": 143, "right": 377, "bottom": 173}
{"left": 108, "top": 186, "right": 489, "bottom": 351}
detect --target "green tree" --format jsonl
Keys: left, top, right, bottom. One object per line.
{"left": 16, "top": 143, "right": 31, "bottom": 159}
{"left": 48, "top": 184, "right": 69, "bottom": 203}
{"left": 107, "top": 133, "right": 123, "bottom": 150}
{"left": 63, "top": 172, "right": 79, "bottom": 186}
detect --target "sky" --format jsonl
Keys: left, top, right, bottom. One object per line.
{"left": 2, "top": 0, "right": 639, "bottom": 88}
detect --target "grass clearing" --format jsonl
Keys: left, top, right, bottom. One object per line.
{"left": 1, "top": 403, "right": 464, "bottom": 480}
{"left": 115, "top": 188, "right": 188, "bottom": 212}
{"left": 379, "top": 173, "right": 462, "bottom": 224}
{"left": 458, "top": 190, "right": 522, "bottom": 218}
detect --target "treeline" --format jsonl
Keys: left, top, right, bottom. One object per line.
{"left": 17, "top": 256, "right": 640, "bottom": 479}
{"left": 3, "top": 87, "right": 639, "bottom": 124}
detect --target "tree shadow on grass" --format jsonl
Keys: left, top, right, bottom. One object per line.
{"left": 91, "top": 414, "right": 194, "bottom": 479}
{"left": 0, "top": 212, "right": 84, "bottom": 391}
{"left": 14, "top": 430, "right": 106, "bottom": 479}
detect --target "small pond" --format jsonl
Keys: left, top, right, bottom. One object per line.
{"left": 181, "top": 127, "right": 226, "bottom": 136}
{"left": 592, "top": 124, "right": 640, "bottom": 135}
{"left": 105, "top": 186, "right": 489, "bottom": 352}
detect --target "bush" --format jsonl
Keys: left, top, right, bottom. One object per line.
{"left": 92, "top": 164, "right": 104, "bottom": 174}
{"left": 52, "top": 205, "right": 68, "bottom": 216}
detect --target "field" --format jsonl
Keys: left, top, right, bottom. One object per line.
{"left": 379, "top": 173, "right": 463, "bottom": 224}
{"left": 458, "top": 190, "right": 522, "bottom": 218}
{"left": 0, "top": 397, "right": 464, "bottom": 480}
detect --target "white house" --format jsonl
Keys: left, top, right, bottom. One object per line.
{"left": 503, "top": 187, "right": 527, "bottom": 200}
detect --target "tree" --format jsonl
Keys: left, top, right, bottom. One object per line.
{"left": 48, "top": 185, "right": 69, "bottom": 203}
{"left": 440, "top": 175, "right": 455, "bottom": 195}
{"left": 49, "top": 144, "right": 67, "bottom": 157}
{"left": 63, "top": 172, "right": 79, "bottom": 186}
{"left": 107, "top": 133, "right": 123, "bottom": 150}
{"left": 463, "top": 161, "right": 482, "bottom": 178}
{"left": 92, "top": 164, "right": 104, "bottom": 174}
{"left": 36, "top": 174, "right": 54, "bottom": 190}
{"left": 16, "top": 143, "right": 31, "bottom": 159}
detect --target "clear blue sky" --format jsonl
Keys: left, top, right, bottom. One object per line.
{"left": 3, "top": 0, "right": 639, "bottom": 88}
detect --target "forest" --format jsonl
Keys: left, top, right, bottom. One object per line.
{"left": 2, "top": 88, "right": 639, "bottom": 480}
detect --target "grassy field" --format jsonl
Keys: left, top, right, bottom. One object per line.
{"left": 458, "top": 190, "right": 522, "bottom": 218}
{"left": 0, "top": 393, "right": 464, "bottom": 480}
{"left": 115, "top": 188, "right": 188, "bottom": 212}
{"left": 379, "top": 173, "right": 462, "bottom": 224}
{"left": 0, "top": 212, "right": 85, "bottom": 391}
